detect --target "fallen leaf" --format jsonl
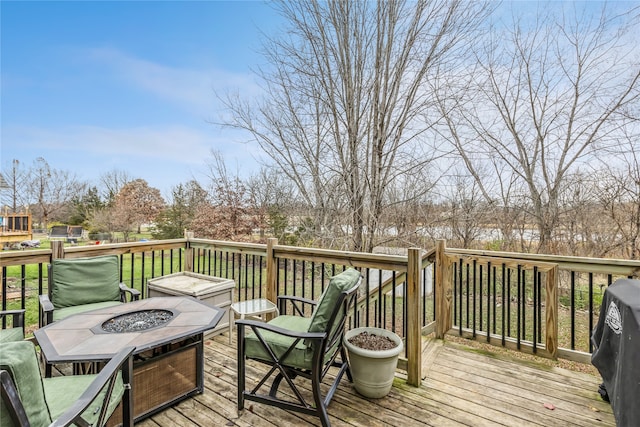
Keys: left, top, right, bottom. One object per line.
{"left": 590, "top": 406, "right": 600, "bottom": 412}
{"left": 543, "top": 403, "right": 556, "bottom": 410}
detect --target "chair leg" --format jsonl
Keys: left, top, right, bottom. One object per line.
{"left": 311, "top": 374, "right": 331, "bottom": 427}
{"left": 237, "top": 326, "right": 245, "bottom": 410}
{"left": 269, "top": 369, "right": 298, "bottom": 397}
{"left": 269, "top": 372, "right": 284, "bottom": 397}
{"left": 341, "top": 347, "right": 353, "bottom": 382}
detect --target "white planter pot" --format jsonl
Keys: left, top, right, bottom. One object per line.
{"left": 343, "top": 327, "right": 403, "bottom": 398}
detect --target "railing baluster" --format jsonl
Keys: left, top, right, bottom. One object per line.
{"left": 501, "top": 263, "right": 506, "bottom": 346}
{"left": 517, "top": 265, "right": 522, "bottom": 350}
{"left": 533, "top": 266, "right": 538, "bottom": 353}
{"left": 465, "top": 263, "right": 470, "bottom": 329}
{"left": 589, "top": 272, "right": 594, "bottom": 353}
{"left": 472, "top": 259, "right": 477, "bottom": 337}
{"left": 492, "top": 265, "right": 497, "bottom": 335}
{"left": 486, "top": 261, "right": 491, "bottom": 343}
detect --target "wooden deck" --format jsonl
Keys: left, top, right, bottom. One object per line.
{"left": 137, "top": 333, "right": 614, "bottom": 427}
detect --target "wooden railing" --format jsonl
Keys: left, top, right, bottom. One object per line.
{"left": 440, "top": 243, "right": 640, "bottom": 363}
{"left": 2, "top": 236, "right": 639, "bottom": 383}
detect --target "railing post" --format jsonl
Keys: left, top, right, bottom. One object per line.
{"left": 406, "top": 247, "right": 422, "bottom": 386}
{"left": 545, "top": 265, "right": 559, "bottom": 359}
{"left": 51, "top": 240, "right": 64, "bottom": 260}
{"left": 184, "top": 231, "right": 194, "bottom": 273}
{"left": 435, "top": 239, "right": 451, "bottom": 339}
{"left": 266, "top": 238, "right": 278, "bottom": 321}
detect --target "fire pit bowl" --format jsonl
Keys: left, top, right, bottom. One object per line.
{"left": 101, "top": 309, "right": 174, "bottom": 333}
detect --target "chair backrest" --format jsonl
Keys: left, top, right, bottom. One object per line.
{"left": 307, "top": 268, "right": 362, "bottom": 333}
{"left": 49, "top": 255, "right": 121, "bottom": 309}
{"left": 306, "top": 268, "right": 362, "bottom": 352}
{"left": 0, "top": 341, "right": 52, "bottom": 427}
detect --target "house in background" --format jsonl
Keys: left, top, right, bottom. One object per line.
{"left": 0, "top": 208, "right": 34, "bottom": 248}
{"left": 0, "top": 174, "right": 34, "bottom": 248}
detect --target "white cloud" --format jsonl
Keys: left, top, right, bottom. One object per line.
{"left": 84, "top": 47, "right": 259, "bottom": 115}
{"left": 11, "top": 124, "right": 212, "bottom": 163}
{"left": 4, "top": 123, "right": 260, "bottom": 193}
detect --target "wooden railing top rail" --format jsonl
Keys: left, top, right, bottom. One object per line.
{"left": 273, "top": 244, "right": 410, "bottom": 271}
{"left": 0, "top": 249, "right": 52, "bottom": 267}
{"left": 444, "top": 252, "right": 558, "bottom": 273}
{"left": 189, "top": 238, "right": 416, "bottom": 272}
{"left": 447, "top": 248, "right": 640, "bottom": 276}
{"left": 63, "top": 239, "right": 186, "bottom": 258}
{"left": 361, "top": 248, "right": 436, "bottom": 298}
{"left": 189, "top": 238, "right": 266, "bottom": 256}
{"left": 0, "top": 240, "right": 187, "bottom": 267}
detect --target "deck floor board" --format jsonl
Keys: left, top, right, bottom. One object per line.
{"left": 138, "top": 333, "right": 614, "bottom": 426}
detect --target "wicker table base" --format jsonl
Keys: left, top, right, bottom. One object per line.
{"left": 107, "top": 337, "right": 202, "bottom": 425}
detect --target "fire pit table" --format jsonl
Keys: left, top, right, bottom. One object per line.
{"left": 34, "top": 296, "right": 224, "bottom": 424}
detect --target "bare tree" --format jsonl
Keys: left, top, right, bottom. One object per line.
{"left": 1, "top": 159, "right": 29, "bottom": 213}
{"left": 444, "top": 174, "right": 488, "bottom": 249}
{"left": 438, "top": 4, "right": 640, "bottom": 253}
{"left": 192, "top": 151, "right": 258, "bottom": 241}
{"left": 595, "top": 132, "right": 640, "bottom": 258}
{"left": 246, "top": 166, "right": 298, "bottom": 240}
{"left": 219, "top": 0, "right": 491, "bottom": 252}
{"left": 99, "top": 169, "right": 133, "bottom": 206}
{"left": 26, "top": 158, "right": 86, "bottom": 228}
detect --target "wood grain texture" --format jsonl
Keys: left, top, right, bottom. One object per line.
{"left": 136, "top": 332, "right": 614, "bottom": 426}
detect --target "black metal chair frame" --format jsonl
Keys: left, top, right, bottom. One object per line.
{"left": 0, "top": 309, "right": 25, "bottom": 337}
{"left": 1, "top": 346, "right": 135, "bottom": 427}
{"left": 237, "top": 277, "right": 361, "bottom": 427}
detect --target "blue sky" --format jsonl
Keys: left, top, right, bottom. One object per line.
{"left": 2, "top": 1, "right": 636, "bottom": 198}
{"left": 1, "top": 1, "right": 282, "bottom": 196}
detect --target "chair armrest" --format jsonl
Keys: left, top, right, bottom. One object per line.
{"left": 39, "top": 295, "right": 54, "bottom": 327}
{"left": 0, "top": 370, "right": 30, "bottom": 426}
{"left": 277, "top": 295, "right": 317, "bottom": 316}
{"left": 236, "top": 318, "right": 326, "bottom": 342}
{"left": 49, "top": 346, "right": 135, "bottom": 427}
{"left": 0, "top": 309, "right": 25, "bottom": 328}
{"left": 119, "top": 283, "right": 141, "bottom": 301}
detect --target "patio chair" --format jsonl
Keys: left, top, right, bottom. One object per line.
{"left": 0, "top": 309, "right": 25, "bottom": 343}
{"left": 39, "top": 254, "right": 140, "bottom": 327}
{"left": 237, "top": 268, "right": 362, "bottom": 427}
{"left": 0, "top": 340, "right": 134, "bottom": 427}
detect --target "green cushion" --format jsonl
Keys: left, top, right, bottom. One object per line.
{"left": 307, "top": 268, "right": 361, "bottom": 335}
{"left": 53, "top": 301, "right": 123, "bottom": 322}
{"left": 0, "top": 327, "right": 24, "bottom": 343}
{"left": 0, "top": 341, "right": 52, "bottom": 427}
{"left": 43, "top": 373, "right": 124, "bottom": 424}
{"left": 51, "top": 255, "right": 121, "bottom": 309}
{"left": 245, "top": 315, "right": 314, "bottom": 370}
